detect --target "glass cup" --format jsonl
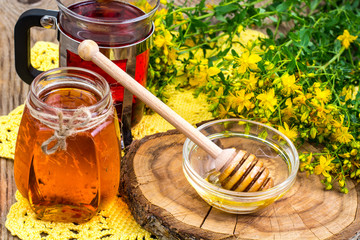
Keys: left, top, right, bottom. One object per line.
{"left": 14, "top": 67, "right": 121, "bottom": 223}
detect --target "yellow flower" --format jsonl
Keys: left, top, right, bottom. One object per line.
{"left": 310, "top": 100, "right": 332, "bottom": 124}
{"left": 154, "top": 30, "right": 173, "bottom": 55}
{"left": 168, "top": 48, "right": 178, "bottom": 65}
{"left": 235, "top": 51, "right": 262, "bottom": 74}
{"left": 208, "top": 86, "right": 225, "bottom": 103}
{"left": 184, "top": 38, "right": 196, "bottom": 47}
{"left": 333, "top": 126, "right": 355, "bottom": 144}
{"left": 339, "top": 152, "right": 350, "bottom": 158}
{"left": 256, "top": 88, "right": 278, "bottom": 112}
{"left": 314, "top": 155, "right": 334, "bottom": 178}
{"left": 189, "top": 66, "right": 208, "bottom": 87}
{"left": 217, "top": 104, "right": 232, "bottom": 118}
{"left": 281, "top": 98, "right": 296, "bottom": 121}
{"left": 292, "top": 91, "right": 308, "bottom": 105}
{"left": 213, "top": 86, "right": 224, "bottom": 100}
{"left": 278, "top": 122, "right": 298, "bottom": 142}
{"left": 280, "top": 73, "right": 301, "bottom": 96}
{"left": 314, "top": 87, "right": 332, "bottom": 103}
{"left": 340, "top": 85, "right": 358, "bottom": 102}
{"left": 331, "top": 115, "right": 344, "bottom": 128}
{"left": 337, "top": 30, "right": 358, "bottom": 49}
{"left": 207, "top": 66, "right": 221, "bottom": 77}
{"left": 160, "top": 0, "right": 167, "bottom": 4}
{"left": 237, "top": 25, "right": 244, "bottom": 33}
{"left": 136, "top": 0, "right": 154, "bottom": 13}
{"left": 206, "top": 3, "right": 215, "bottom": 9}
{"left": 154, "top": 35, "right": 165, "bottom": 48}
{"left": 228, "top": 89, "right": 254, "bottom": 113}
{"left": 264, "top": 60, "right": 274, "bottom": 71}
{"left": 300, "top": 152, "right": 313, "bottom": 172}
{"left": 241, "top": 72, "right": 258, "bottom": 91}
{"left": 189, "top": 49, "right": 208, "bottom": 65}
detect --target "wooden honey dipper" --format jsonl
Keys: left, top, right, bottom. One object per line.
{"left": 78, "top": 40, "right": 273, "bottom": 192}
{"left": 208, "top": 150, "right": 274, "bottom": 192}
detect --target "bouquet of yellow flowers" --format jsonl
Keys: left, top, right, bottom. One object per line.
{"left": 147, "top": 0, "right": 360, "bottom": 193}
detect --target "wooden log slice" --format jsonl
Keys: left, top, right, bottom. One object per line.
{"left": 119, "top": 130, "right": 360, "bottom": 240}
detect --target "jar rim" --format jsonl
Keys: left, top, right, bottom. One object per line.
{"left": 29, "top": 67, "right": 112, "bottom": 114}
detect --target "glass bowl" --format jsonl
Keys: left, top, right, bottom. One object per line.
{"left": 182, "top": 118, "right": 299, "bottom": 214}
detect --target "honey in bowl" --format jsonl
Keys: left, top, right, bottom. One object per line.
{"left": 206, "top": 150, "right": 274, "bottom": 192}
{"left": 183, "top": 119, "right": 298, "bottom": 214}
{"left": 14, "top": 68, "right": 121, "bottom": 223}
{"left": 200, "top": 138, "right": 289, "bottom": 194}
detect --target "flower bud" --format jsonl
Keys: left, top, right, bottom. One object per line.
{"left": 258, "top": 80, "right": 264, "bottom": 87}
{"left": 325, "top": 184, "right": 333, "bottom": 190}
{"left": 351, "top": 149, "right": 358, "bottom": 156}
{"left": 339, "top": 179, "right": 345, "bottom": 187}
{"left": 310, "top": 127, "right": 317, "bottom": 139}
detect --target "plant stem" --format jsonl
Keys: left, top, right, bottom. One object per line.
{"left": 317, "top": 47, "right": 345, "bottom": 72}
{"left": 348, "top": 48, "right": 355, "bottom": 67}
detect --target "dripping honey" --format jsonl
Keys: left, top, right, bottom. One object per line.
{"left": 14, "top": 87, "right": 121, "bottom": 223}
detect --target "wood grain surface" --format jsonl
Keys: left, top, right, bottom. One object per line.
{"left": 0, "top": 1, "right": 359, "bottom": 240}
{"left": 120, "top": 130, "right": 360, "bottom": 240}
{"left": 0, "top": 1, "right": 57, "bottom": 239}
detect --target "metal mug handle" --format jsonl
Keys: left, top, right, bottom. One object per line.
{"left": 14, "top": 9, "right": 58, "bottom": 84}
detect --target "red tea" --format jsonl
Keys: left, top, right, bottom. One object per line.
{"left": 61, "top": 0, "right": 151, "bottom": 126}
{"left": 14, "top": 87, "right": 121, "bottom": 223}
{"left": 63, "top": 0, "right": 149, "bottom": 46}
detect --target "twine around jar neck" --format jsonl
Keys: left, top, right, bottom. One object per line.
{"left": 26, "top": 100, "right": 113, "bottom": 155}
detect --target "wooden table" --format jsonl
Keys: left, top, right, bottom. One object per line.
{"left": 1, "top": 1, "right": 360, "bottom": 240}
{"left": 0, "top": 1, "right": 59, "bottom": 239}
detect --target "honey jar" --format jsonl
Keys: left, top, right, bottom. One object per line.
{"left": 14, "top": 67, "right": 121, "bottom": 223}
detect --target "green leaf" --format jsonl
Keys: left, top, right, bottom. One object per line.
{"left": 218, "top": 72, "right": 225, "bottom": 82}
{"left": 276, "top": 1, "right": 291, "bottom": 12}
{"left": 268, "top": 16, "right": 278, "bottom": 23}
{"left": 165, "top": 13, "right": 174, "bottom": 28}
{"left": 234, "top": 9, "right": 247, "bottom": 24}
{"left": 231, "top": 49, "right": 239, "bottom": 58}
{"left": 288, "top": 59, "right": 296, "bottom": 72}
{"left": 288, "top": 32, "right": 300, "bottom": 42}
{"left": 282, "top": 45, "right": 294, "bottom": 58}
{"left": 198, "top": 0, "right": 205, "bottom": 10}
{"left": 190, "top": 18, "right": 208, "bottom": 28}
{"left": 214, "top": 3, "right": 239, "bottom": 16}
{"left": 258, "top": 61, "right": 265, "bottom": 72}
{"left": 215, "top": 14, "right": 227, "bottom": 23}
{"left": 266, "top": 28, "right": 274, "bottom": 39}
{"left": 297, "top": 60, "right": 307, "bottom": 72}
{"left": 299, "top": 28, "right": 312, "bottom": 47}
{"left": 310, "top": 0, "right": 321, "bottom": 10}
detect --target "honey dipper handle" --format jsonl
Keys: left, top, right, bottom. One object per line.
{"left": 78, "top": 40, "right": 223, "bottom": 159}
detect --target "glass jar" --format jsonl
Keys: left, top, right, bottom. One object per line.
{"left": 14, "top": 67, "right": 121, "bottom": 223}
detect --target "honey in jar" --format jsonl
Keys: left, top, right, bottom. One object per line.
{"left": 14, "top": 67, "right": 121, "bottom": 223}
